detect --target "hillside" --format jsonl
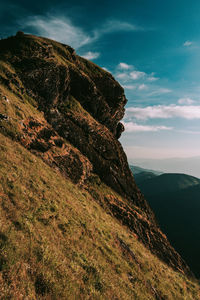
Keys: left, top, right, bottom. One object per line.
{"left": 0, "top": 32, "right": 199, "bottom": 299}
{"left": 138, "top": 173, "right": 200, "bottom": 195}
{"left": 138, "top": 173, "right": 200, "bottom": 278}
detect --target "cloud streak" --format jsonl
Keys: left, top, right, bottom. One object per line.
{"left": 118, "top": 62, "right": 132, "bottom": 70}
{"left": 183, "top": 40, "right": 192, "bottom": 47}
{"left": 178, "top": 97, "right": 195, "bottom": 105}
{"left": 98, "top": 20, "right": 142, "bottom": 35}
{"left": 23, "top": 15, "right": 141, "bottom": 49}
{"left": 147, "top": 88, "right": 172, "bottom": 96}
{"left": 115, "top": 63, "right": 159, "bottom": 88}
{"left": 24, "top": 16, "right": 92, "bottom": 49}
{"left": 126, "top": 105, "right": 200, "bottom": 120}
{"left": 122, "top": 84, "right": 137, "bottom": 90}
{"left": 123, "top": 121, "right": 172, "bottom": 132}
{"left": 130, "top": 70, "right": 146, "bottom": 80}
{"left": 138, "top": 83, "right": 147, "bottom": 90}
{"left": 81, "top": 51, "right": 100, "bottom": 60}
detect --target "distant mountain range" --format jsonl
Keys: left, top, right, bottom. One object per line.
{"left": 131, "top": 157, "right": 200, "bottom": 178}
{"left": 131, "top": 165, "right": 200, "bottom": 278}
{"left": 130, "top": 165, "right": 162, "bottom": 184}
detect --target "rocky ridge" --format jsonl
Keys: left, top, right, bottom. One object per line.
{"left": 0, "top": 32, "right": 192, "bottom": 277}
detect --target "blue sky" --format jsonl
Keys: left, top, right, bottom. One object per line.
{"left": 1, "top": 0, "right": 200, "bottom": 165}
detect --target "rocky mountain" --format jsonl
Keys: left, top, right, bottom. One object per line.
{"left": 0, "top": 32, "right": 199, "bottom": 299}
{"left": 137, "top": 172, "right": 200, "bottom": 278}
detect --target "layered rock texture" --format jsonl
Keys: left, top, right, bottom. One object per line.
{"left": 0, "top": 33, "right": 198, "bottom": 298}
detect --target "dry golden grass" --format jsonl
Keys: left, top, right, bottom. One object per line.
{"left": 0, "top": 133, "right": 200, "bottom": 299}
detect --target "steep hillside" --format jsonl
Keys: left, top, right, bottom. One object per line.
{"left": 1, "top": 134, "right": 200, "bottom": 299}
{"left": 0, "top": 32, "right": 199, "bottom": 298}
{"left": 138, "top": 173, "right": 200, "bottom": 278}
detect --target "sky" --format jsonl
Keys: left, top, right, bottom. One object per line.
{"left": 1, "top": 0, "right": 200, "bottom": 174}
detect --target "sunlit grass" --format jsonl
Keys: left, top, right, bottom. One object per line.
{"left": 0, "top": 133, "right": 199, "bottom": 299}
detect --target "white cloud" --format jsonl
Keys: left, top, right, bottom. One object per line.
{"left": 101, "top": 20, "right": 142, "bottom": 34}
{"left": 118, "top": 62, "right": 132, "bottom": 70}
{"left": 102, "top": 67, "right": 110, "bottom": 72}
{"left": 178, "top": 97, "right": 195, "bottom": 105}
{"left": 24, "top": 16, "right": 93, "bottom": 49}
{"left": 147, "top": 76, "right": 159, "bottom": 81}
{"left": 183, "top": 41, "right": 192, "bottom": 47}
{"left": 81, "top": 51, "right": 100, "bottom": 60}
{"left": 115, "top": 65, "right": 159, "bottom": 86}
{"left": 138, "top": 84, "right": 148, "bottom": 90}
{"left": 148, "top": 88, "right": 172, "bottom": 96}
{"left": 126, "top": 105, "right": 200, "bottom": 120}
{"left": 122, "top": 121, "right": 172, "bottom": 132}
{"left": 23, "top": 15, "right": 141, "bottom": 49}
{"left": 130, "top": 70, "right": 146, "bottom": 80}
{"left": 116, "top": 73, "right": 130, "bottom": 80}
{"left": 123, "top": 84, "right": 137, "bottom": 90}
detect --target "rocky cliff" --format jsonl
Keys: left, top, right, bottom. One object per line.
{"left": 0, "top": 32, "right": 194, "bottom": 284}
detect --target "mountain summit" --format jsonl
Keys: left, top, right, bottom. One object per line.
{"left": 0, "top": 32, "right": 199, "bottom": 298}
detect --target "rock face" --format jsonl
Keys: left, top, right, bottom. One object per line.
{"left": 0, "top": 33, "right": 192, "bottom": 276}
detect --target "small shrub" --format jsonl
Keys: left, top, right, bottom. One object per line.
{"left": 0, "top": 256, "right": 7, "bottom": 271}
{"left": 94, "top": 280, "right": 104, "bottom": 292}
{"left": 35, "top": 274, "right": 52, "bottom": 296}
{"left": 0, "top": 232, "right": 8, "bottom": 249}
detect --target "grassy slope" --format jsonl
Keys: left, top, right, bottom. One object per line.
{"left": 0, "top": 38, "right": 200, "bottom": 299}
{"left": 0, "top": 137, "right": 200, "bottom": 299}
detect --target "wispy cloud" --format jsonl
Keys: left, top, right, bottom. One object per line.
{"left": 118, "top": 62, "right": 132, "bottom": 70}
{"left": 147, "top": 75, "right": 159, "bottom": 82}
{"left": 175, "top": 129, "right": 200, "bottom": 135}
{"left": 22, "top": 15, "right": 141, "bottom": 49}
{"left": 147, "top": 88, "right": 172, "bottom": 96}
{"left": 100, "top": 20, "right": 143, "bottom": 34}
{"left": 126, "top": 105, "right": 200, "bottom": 120}
{"left": 102, "top": 67, "right": 110, "bottom": 72}
{"left": 81, "top": 51, "right": 100, "bottom": 60}
{"left": 115, "top": 64, "right": 159, "bottom": 86}
{"left": 178, "top": 97, "right": 195, "bottom": 105}
{"left": 130, "top": 70, "right": 146, "bottom": 80}
{"left": 138, "top": 83, "right": 148, "bottom": 90}
{"left": 123, "top": 121, "right": 172, "bottom": 132}
{"left": 116, "top": 73, "right": 130, "bottom": 80}
{"left": 183, "top": 40, "right": 193, "bottom": 47}
{"left": 122, "top": 84, "right": 137, "bottom": 90}
{"left": 24, "top": 16, "right": 93, "bottom": 49}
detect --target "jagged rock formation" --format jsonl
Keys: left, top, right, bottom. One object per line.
{"left": 0, "top": 32, "right": 193, "bottom": 279}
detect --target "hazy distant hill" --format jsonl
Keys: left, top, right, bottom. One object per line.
{"left": 131, "top": 157, "right": 200, "bottom": 178}
{"left": 130, "top": 165, "right": 163, "bottom": 184}
{"left": 129, "top": 165, "right": 162, "bottom": 176}
{"left": 137, "top": 172, "right": 200, "bottom": 277}
{"left": 138, "top": 173, "right": 200, "bottom": 195}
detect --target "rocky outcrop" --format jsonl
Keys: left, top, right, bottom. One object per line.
{"left": 0, "top": 33, "right": 137, "bottom": 201}
{"left": 20, "top": 117, "right": 93, "bottom": 185}
{"left": 0, "top": 33, "right": 193, "bottom": 277}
